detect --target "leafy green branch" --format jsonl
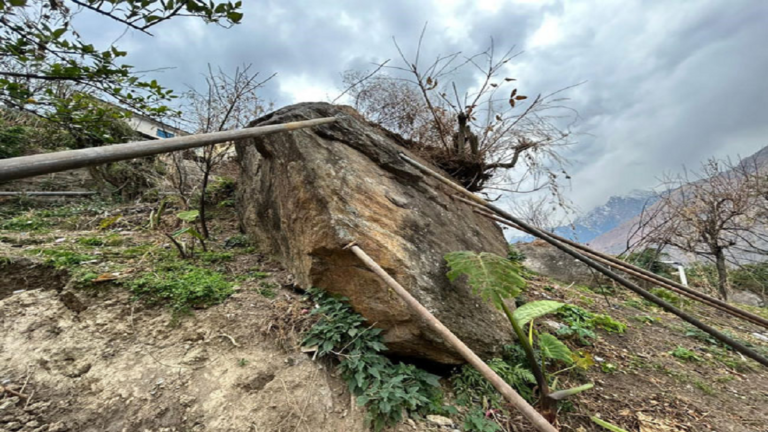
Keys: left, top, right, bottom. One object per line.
{"left": 0, "top": 0, "right": 244, "bottom": 144}
{"left": 445, "top": 251, "right": 592, "bottom": 421}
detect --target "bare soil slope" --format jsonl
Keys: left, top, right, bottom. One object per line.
{"left": 1, "top": 196, "right": 767, "bottom": 432}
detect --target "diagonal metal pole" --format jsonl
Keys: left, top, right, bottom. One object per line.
{"left": 399, "top": 153, "right": 768, "bottom": 368}
{"left": 345, "top": 243, "right": 559, "bottom": 432}
{"left": 0, "top": 117, "right": 337, "bottom": 182}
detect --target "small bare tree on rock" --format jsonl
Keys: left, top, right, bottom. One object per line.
{"left": 340, "top": 26, "right": 578, "bottom": 210}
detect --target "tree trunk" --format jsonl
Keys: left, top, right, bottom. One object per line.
{"left": 199, "top": 168, "right": 211, "bottom": 239}
{"left": 714, "top": 248, "right": 729, "bottom": 301}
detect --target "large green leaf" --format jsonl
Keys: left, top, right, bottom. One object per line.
{"left": 177, "top": 210, "right": 200, "bottom": 222}
{"left": 512, "top": 300, "right": 564, "bottom": 326}
{"left": 445, "top": 251, "right": 525, "bottom": 309}
{"left": 538, "top": 333, "right": 573, "bottom": 364}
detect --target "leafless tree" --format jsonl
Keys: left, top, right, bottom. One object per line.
{"left": 340, "top": 25, "right": 579, "bottom": 214}
{"left": 628, "top": 157, "right": 768, "bottom": 300}
{"left": 508, "top": 196, "right": 573, "bottom": 233}
{"left": 183, "top": 63, "right": 274, "bottom": 238}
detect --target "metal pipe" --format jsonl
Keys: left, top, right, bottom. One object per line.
{"left": 0, "top": 191, "right": 97, "bottom": 196}
{"left": 0, "top": 117, "right": 338, "bottom": 182}
{"left": 400, "top": 153, "right": 768, "bottom": 368}
{"left": 453, "top": 194, "right": 768, "bottom": 330}
{"left": 345, "top": 243, "right": 558, "bottom": 432}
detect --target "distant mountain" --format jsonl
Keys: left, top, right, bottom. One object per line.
{"left": 590, "top": 144, "right": 768, "bottom": 256}
{"left": 511, "top": 190, "right": 658, "bottom": 244}
{"left": 562, "top": 190, "right": 658, "bottom": 243}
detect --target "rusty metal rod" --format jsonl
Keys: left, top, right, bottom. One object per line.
{"left": 400, "top": 153, "right": 768, "bottom": 368}
{"left": 345, "top": 243, "right": 558, "bottom": 432}
{"left": 468, "top": 205, "right": 768, "bottom": 329}
{"left": 454, "top": 195, "right": 768, "bottom": 330}
{"left": 0, "top": 117, "right": 338, "bottom": 182}
{"left": 0, "top": 191, "right": 97, "bottom": 196}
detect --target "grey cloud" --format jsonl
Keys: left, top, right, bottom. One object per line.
{"left": 72, "top": 0, "right": 768, "bottom": 215}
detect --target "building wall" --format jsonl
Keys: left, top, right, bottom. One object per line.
{"left": 124, "top": 116, "right": 188, "bottom": 140}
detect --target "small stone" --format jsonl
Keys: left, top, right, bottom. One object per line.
{"left": 0, "top": 397, "right": 19, "bottom": 411}
{"left": 48, "top": 422, "right": 68, "bottom": 432}
{"left": 426, "top": 415, "right": 454, "bottom": 427}
{"left": 543, "top": 320, "right": 564, "bottom": 331}
{"left": 6, "top": 422, "right": 22, "bottom": 431}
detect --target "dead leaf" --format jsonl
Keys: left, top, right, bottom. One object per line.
{"left": 637, "top": 412, "right": 683, "bottom": 432}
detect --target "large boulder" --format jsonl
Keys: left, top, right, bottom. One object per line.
{"left": 235, "top": 102, "right": 513, "bottom": 364}
{"left": 516, "top": 240, "right": 600, "bottom": 286}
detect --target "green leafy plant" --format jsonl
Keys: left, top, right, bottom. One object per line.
{"left": 463, "top": 408, "right": 501, "bottom": 432}
{"left": 646, "top": 287, "right": 689, "bottom": 308}
{"left": 167, "top": 210, "right": 207, "bottom": 258}
{"left": 632, "top": 315, "right": 659, "bottom": 325}
{"left": 507, "top": 245, "right": 526, "bottom": 264}
{"left": 149, "top": 198, "right": 169, "bottom": 230}
{"left": 76, "top": 235, "right": 123, "bottom": 247}
{"left": 302, "top": 288, "right": 443, "bottom": 431}
{"left": 0, "top": 124, "right": 27, "bottom": 158}
{"left": 445, "top": 251, "right": 590, "bottom": 420}
{"left": 256, "top": 282, "right": 278, "bottom": 299}
{"left": 451, "top": 358, "right": 537, "bottom": 406}
{"left": 684, "top": 326, "right": 720, "bottom": 344}
{"left": 445, "top": 251, "right": 525, "bottom": 306}
{"left": 224, "top": 234, "right": 251, "bottom": 249}
{"left": 31, "top": 248, "right": 96, "bottom": 269}
{"left": 555, "top": 305, "right": 626, "bottom": 345}
{"left": 0, "top": 0, "right": 244, "bottom": 147}
{"left": 125, "top": 259, "right": 233, "bottom": 317}
{"left": 669, "top": 346, "right": 702, "bottom": 362}
{"left": 694, "top": 379, "right": 714, "bottom": 395}
{"left": 589, "top": 314, "right": 627, "bottom": 333}
{"left": 199, "top": 251, "right": 234, "bottom": 264}
{"left": 0, "top": 215, "right": 50, "bottom": 232}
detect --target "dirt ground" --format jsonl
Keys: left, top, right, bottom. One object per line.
{"left": 0, "top": 256, "right": 372, "bottom": 432}
{"left": 1, "top": 196, "right": 767, "bottom": 432}
{"left": 527, "top": 277, "right": 768, "bottom": 432}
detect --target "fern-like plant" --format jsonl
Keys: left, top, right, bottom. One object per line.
{"left": 445, "top": 250, "right": 591, "bottom": 421}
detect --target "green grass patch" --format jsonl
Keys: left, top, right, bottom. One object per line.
{"left": 669, "top": 346, "right": 702, "bottom": 362}
{"left": 76, "top": 234, "right": 124, "bottom": 247}
{"left": 1, "top": 216, "right": 50, "bottom": 232}
{"left": 555, "top": 305, "right": 626, "bottom": 345}
{"left": 647, "top": 287, "right": 689, "bottom": 308}
{"left": 198, "top": 251, "right": 234, "bottom": 264}
{"left": 125, "top": 260, "right": 233, "bottom": 316}
{"left": 30, "top": 248, "right": 97, "bottom": 269}
{"left": 694, "top": 379, "right": 714, "bottom": 395}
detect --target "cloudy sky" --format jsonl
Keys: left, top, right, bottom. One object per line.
{"left": 79, "top": 0, "right": 768, "bottom": 214}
